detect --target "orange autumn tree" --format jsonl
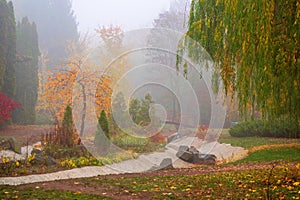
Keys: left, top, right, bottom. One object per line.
{"left": 40, "top": 26, "right": 130, "bottom": 136}
{"left": 39, "top": 39, "right": 112, "bottom": 136}
{"left": 95, "top": 75, "right": 112, "bottom": 115}
{"left": 42, "top": 70, "right": 75, "bottom": 122}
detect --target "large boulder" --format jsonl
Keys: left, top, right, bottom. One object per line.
{"left": 176, "top": 145, "right": 193, "bottom": 162}
{"left": 150, "top": 158, "right": 174, "bottom": 171}
{"left": 176, "top": 145, "right": 216, "bottom": 165}
{"left": 158, "top": 158, "right": 174, "bottom": 170}
{"left": 31, "top": 149, "right": 57, "bottom": 166}
{"left": 0, "top": 137, "right": 18, "bottom": 153}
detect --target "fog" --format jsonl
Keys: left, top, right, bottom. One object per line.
{"left": 72, "top": 0, "right": 173, "bottom": 32}
{"left": 3, "top": 0, "right": 223, "bottom": 132}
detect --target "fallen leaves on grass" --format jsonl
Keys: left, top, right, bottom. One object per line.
{"left": 250, "top": 143, "right": 300, "bottom": 153}
{"left": 79, "top": 162, "right": 299, "bottom": 199}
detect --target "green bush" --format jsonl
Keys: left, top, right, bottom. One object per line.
{"left": 112, "top": 134, "right": 149, "bottom": 147}
{"left": 129, "top": 93, "right": 153, "bottom": 127}
{"left": 229, "top": 119, "right": 300, "bottom": 138}
{"left": 62, "top": 105, "right": 73, "bottom": 132}
{"left": 94, "top": 110, "right": 110, "bottom": 153}
{"left": 98, "top": 110, "right": 109, "bottom": 138}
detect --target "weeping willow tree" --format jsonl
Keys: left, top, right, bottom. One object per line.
{"left": 179, "top": 0, "right": 299, "bottom": 122}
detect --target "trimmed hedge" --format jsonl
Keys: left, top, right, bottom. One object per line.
{"left": 229, "top": 119, "right": 300, "bottom": 138}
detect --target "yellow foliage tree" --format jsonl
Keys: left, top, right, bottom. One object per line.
{"left": 38, "top": 39, "right": 112, "bottom": 136}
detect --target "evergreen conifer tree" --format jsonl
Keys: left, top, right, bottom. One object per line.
{"left": 0, "top": 0, "right": 16, "bottom": 97}
{"left": 94, "top": 110, "right": 110, "bottom": 153}
{"left": 98, "top": 110, "right": 109, "bottom": 139}
{"left": 62, "top": 105, "right": 73, "bottom": 133}
{"left": 13, "top": 17, "right": 39, "bottom": 124}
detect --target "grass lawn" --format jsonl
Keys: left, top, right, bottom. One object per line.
{"left": 1, "top": 128, "right": 299, "bottom": 199}
{"left": 95, "top": 166, "right": 298, "bottom": 199}
{"left": 0, "top": 186, "right": 111, "bottom": 200}
{"left": 219, "top": 129, "right": 300, "bottom": 164}
{"left": 234, "top": 146, "right": 300, "bottom": 163}
{"left": 1, "top": 163, "right": 299, "bottom": 199}
{"left": 219, "top": 129, "right": 300, "bottom": 149}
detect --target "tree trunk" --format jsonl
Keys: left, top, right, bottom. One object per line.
{"left": 80, "top": 83, "right": 86, "bottom": 137}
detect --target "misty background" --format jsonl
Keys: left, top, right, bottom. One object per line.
{"left": 2, "top": 0, "right": 229, "bottom": 130}
{"left": 72, "top": 0, "right": 174, "bottom": 32}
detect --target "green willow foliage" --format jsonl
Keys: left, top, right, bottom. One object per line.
{"left": 180, "top": 0, "right": 299, "bottom": 121}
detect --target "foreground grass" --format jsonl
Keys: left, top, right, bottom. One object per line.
{"left": 1, "top": 163, "right": 299, "bottom": 199}
{"left": 0, "top": 186, "right": 111, "bottom": 200}
{"left": 234, "top": 146, "right": 300, "bottom": 163}
{"left": 219, "top": 129, "right": 300, "bottom": 149}
{"left": 1, "top": 146, "right": 299, "bottom": 199}
{"left": 80, "top": 163, "right": 299, "bottom": 199}
{"left": 219, "top": 129, "right": 300, "bottom": 164}
{"left": 1, "top": 129, "right": 299, "bottom": 199}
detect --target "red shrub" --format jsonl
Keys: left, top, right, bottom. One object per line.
{"left": 150, "top": 132, "right": 166, "bottom": 143}
{"left": 0, "top": 93, "right": 21, "bottom": 125}
{"left": 196, "top": 125, "right": 208, "bottom": 139}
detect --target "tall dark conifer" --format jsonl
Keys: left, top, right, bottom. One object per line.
{"left": 0, "top": 0, "right": 16, "bottom": 97}
{"left": 0, "top": 0, "right": 8, "bottom": 90}
{"left": 62, "top": 105, "right": 73, "bottom": 133}
{"left": 13, "top": 17, "right": 39, "bottom": 124}
{"left": 12, "top": 0, "right": 79, "bottom": 69}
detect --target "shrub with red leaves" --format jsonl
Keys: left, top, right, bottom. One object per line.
{"left": 197, "top": 125, "right": 208, "bottom": 139}
{"left": 150, "top": 132, "right": 166, "bottom": 143}
{"left": 0, "top": 93, "right": 21, "bottom": 125}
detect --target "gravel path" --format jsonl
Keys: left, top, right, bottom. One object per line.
{"left": 0, "top": 137, "right": 247, "bottom": 186}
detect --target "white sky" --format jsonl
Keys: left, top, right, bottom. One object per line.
{"left": 72, "top": 0, "right": 173, "bottom": 33}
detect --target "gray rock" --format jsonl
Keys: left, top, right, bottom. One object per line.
{"left": 193, "top": 154, "right": 216, "bottom": 165}
{"left": 0, "top": 137, "right": 17, "bottom": 153}
{"left": 176, "top": 145, "right": 216, "bottom": 165}
{"left": 31, "top": 149, "right": 57, "bottom": 166}
{"left": 33, "top": 155, "right": 57, "bottom": 166}
{"left": 150, "top": 158, "right": 174, "bottom": 171}
{"left": 159, "top": 158, "right": 174, "bottom": 169}
{"left": 31, "top": 148, "right": 42, "bottom": 155}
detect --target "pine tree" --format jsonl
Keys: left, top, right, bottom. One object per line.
{"left": 94, "top": 110, "right": 110, "bottom": 152}
{"left": 140, "top": 94, "right": 153, "bottom": 126}
{"left": 12, "top": 0, "right": 79, "bottom": 69}
{"left": 129, "top": 98, "right": 141, "bottom": 125}
{"left": 62, "top": 105, "right": 73, "bottom": 133}
{"left": 0, "top": 0, "right": 7, "bottom": 90}
{"left": 129, "top": 94, "right": 154, "bottom": 127}
{"left": 13, "top": 17, "right": 39, "bottom": 124}
{"left": 0, "top": 0, "right": 16, "bottom": 98}
{"left": 112, "top": 92, "right": 127, "bottom": 129}
{"left": 98, "top": 110, "right": 109, "bottom": 138}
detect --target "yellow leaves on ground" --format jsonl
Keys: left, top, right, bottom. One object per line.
{"left": 249, "top": 143, "right": 300, "bottom": 153}
{"left": 293, "top": 182, "right": 300, "bottom": 186}
{"left": 170, "top": 186, "right": 177, "bottom": 190}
